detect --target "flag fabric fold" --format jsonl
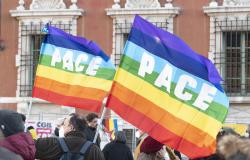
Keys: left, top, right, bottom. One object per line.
{"left": 33, "top": 25, "right": 116, "bottom": 113}
{"left": 130, "top": 16, "right": 223, "bottom": 85}
{"left": 107, "top": 15, "right": 229, "bottom": 158}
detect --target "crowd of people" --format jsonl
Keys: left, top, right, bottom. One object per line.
{"left": 0, "top": 109, "right": 250, "bottom": 160}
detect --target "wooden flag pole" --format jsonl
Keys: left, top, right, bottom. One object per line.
{"left": 93, "top": 106, "right": 107, "bottom": 143}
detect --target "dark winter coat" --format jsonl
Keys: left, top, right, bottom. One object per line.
{"left": 84, "top": 126, "right": 101, "bottom": 147}
{"left": 0, "top": 132, "right": 35, "bottom": 160}
{"left": 102, "top": 141, "right": 134, "bottom": 160}
{"left": 35, "top": 131, "right": 105, "bottom": 160}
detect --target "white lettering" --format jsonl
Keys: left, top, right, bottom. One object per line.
{"left": 62, "top": 50, "right": 74, "bottom": 71}
{"left": 138, "top": 53, "right": 155, "bottom": 78}
{"left": 51, "top": 48, "right": 61, "bottom": 66}
{"left": 174, "top": 75, "right": 197, "bottom": 101}
{"left": 136, "top": 52, "right": 218, "bottom": 111}
{"left": 86, "top": 57, "right": 102, "bottom": 76}
{"left": 193, "top": 83, "right": 217, "bottom": 111}
{"left": 75, "top": 54, "right": 88, "bottom": 72}
{"left": 154, "top": 63, "right": 173, "bottom": 93}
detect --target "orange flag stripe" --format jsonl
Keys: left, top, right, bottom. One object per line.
{"left": 111, "top": 82, "right": 216, "bottom": 148}
{"left": 35, "top": 76, "right": 107, "bottom": 101}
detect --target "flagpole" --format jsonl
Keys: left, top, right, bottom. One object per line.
{"left": 25, "top": 99, "right": 33, "bottom": 132}
{"left": 101, "top": 124, "right": 111, "bottom": 143}
{"left": 93, "top": 106, "right": 107, "bottom": 143}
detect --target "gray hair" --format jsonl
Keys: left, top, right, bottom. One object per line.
{"left": 114, "top": 131, "right": 126, "bottom": 143}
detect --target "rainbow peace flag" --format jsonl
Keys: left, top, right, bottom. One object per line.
{"left": 107, "top": 16, "right": 229, "bottom": 158}
{"left": 104, "top": 118, "right": 118, "bottom": 139}
{"left": 33, "top": 25, "right": 116, "bottom": 113}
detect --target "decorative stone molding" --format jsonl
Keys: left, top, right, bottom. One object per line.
{"left": 30, "top": 0, "right": 66, "bottom": 10}
{"left": 204, "top": 6, "right": 250, "bottom": 17}
{"left": 106, "top": 7, "right": 180, "bottom": 33}
{"left": 11, "top": 0, "right": 83, "bottom": 24}
{"left": 106, "top": 8, "right": 179, "bottom": 17}
{"left": 112, "top": 0, "right": 121, "bottom": 9}
{"left": 165, "top": 0, "right": 173, "bottom": 8}
{"left": 10, "top": 10, "right": 83, "bottom": 25}
{"left": 125, "top": 0, "right": 161, "bottom": 9}
{"left": 9, "top": 2, "right": 83, "bottom": 116}
{"left": 204, "top": 0, "right": 250, "bottom": 16}
{"left": 223, "top": 0, "right": 250, "bottom": 6}
{"left": 209, "top": 0, "right": 218, "bottom": 7}
{"left": 10, "top": 1, "right": 84, "bottom": 42}
{"left": 17, "top": 0, "right": 25, "bottom": 11}
{"left": 70, "top": 0, "right": 78, "bottom": 9}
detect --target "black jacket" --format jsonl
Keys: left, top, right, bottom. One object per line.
{"left": 84, "top": 126, "right": 101, "bottom": 147}
{"left": 35, "top": 131, "right": 105, "bottom": 160}
{"left": 102, "top": 141, "right": 134, "bottom": 160}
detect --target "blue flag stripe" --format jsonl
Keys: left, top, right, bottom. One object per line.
{"left": 40, "top": 43, "right": 115, "bottom": 69}
{"left": 44, "top": 35, "right": 110, "bottom": 61}
{"left": 128, "top": 27, "right": 221, "bottom": 90}
{"left": 124, "top": 41, "right": 228, "bottom": 107}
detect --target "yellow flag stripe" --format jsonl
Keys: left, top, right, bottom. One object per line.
{"left": 115, "top": 68, "right": 222, "bottom": 138}
{"left": 36, "top": 65, "right": 113, "bottom": 92}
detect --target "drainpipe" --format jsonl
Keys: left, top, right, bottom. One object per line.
{"left": 0, "top": 0, "right": 5, "bottom": 51}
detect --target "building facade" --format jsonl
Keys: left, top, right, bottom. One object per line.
{"left": 0, "top": 0, "right": 250, "bottom": 145}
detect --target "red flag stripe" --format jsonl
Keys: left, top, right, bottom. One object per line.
{"left": 107, "top": 95, "right": 215, "bottom": 158}
{"left": 33, "top": 87, "right": 102, "bottom": 113}
{"left": 109, "top": 82, "right": 216, "bottom": 147}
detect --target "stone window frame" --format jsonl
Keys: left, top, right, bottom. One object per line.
{"left": 8, "top": 0, "right": 83, "bottom": 112}
{"left": 204, "top": 0, "right": 250, "bottom": 103}
{"left": 106, "top": 0, "right": 180, "bottom": 67}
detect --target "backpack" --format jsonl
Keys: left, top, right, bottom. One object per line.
{"left": 58, "top": 138, "right": 93, "bottom": 160}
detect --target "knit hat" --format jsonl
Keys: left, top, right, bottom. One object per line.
{"left": 0, "top": 110, "right": 25, "bottom": 137}
{"left": 140, "top": 136, "right": 164, "bottom": 154}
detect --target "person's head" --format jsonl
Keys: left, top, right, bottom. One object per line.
{"left": 217, "top": 134, "right": 250, "bottom": 160}
{"left": 217, "top": 127, "right": 239, "bottom": 141}
{"left": 27, "top": 126, "right": 34, "bottom": 130}
{"left": 61, "top": 113, "right": 87, "bottom": 136}
{"left": 140, "top": 136, "right": 164, "bottom": 154}
{"left": 57, "top": 118, "right": 65, "bottom": 128}
{"left": 0, "top": 110, "right": 25, "bottom": 140}
{"left": 86, "top": 113, "right": 98, "bottom": 128}
{"left": 54, "top": 118, "right": 65, "bottom": 137}
{"left": 114, "top": 131, "right": 126, "bottom": 143}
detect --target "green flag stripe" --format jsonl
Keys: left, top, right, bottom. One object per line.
{"left": 38, "top": 54, "right": 116, "bottom": 80}
{"left": 120, "top": 55, "right": 228, "bottom": 122}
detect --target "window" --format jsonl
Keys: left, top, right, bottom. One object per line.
{"left": 224, "top": 32, "right": 250, "bottom": 95}
{"left": 113, "top": 20, "right": 168, "bottom": 67}
{"left": 123, "top": 128, "right": 136, "bottom": 151}
{"left": 214, "top": 18, "right": 250, "bottom": 96}
{"left": 32, "top": 35, "right": 45, "bottom": 86}
{"left": 19, "top": 34, "right": 44, "bottom": 97}
{"left": 19, "top": 22, "right": 73, "bottom": 97}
